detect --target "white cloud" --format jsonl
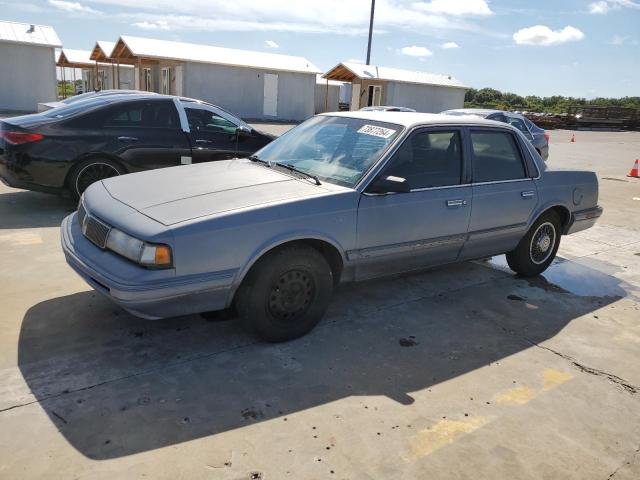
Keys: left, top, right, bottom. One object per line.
{"left": 48, "top": 0, "right": 99, "bottom": 13}
{"left": 441, "top": 41, "right": 460, "bottom": 49}
{"left": 513, "top": 25, "right": 585, "bottom": 46}
{"left": 265, "top": 40, "right": 279, "bottom": 48}
{"left": 345, "top": 58, "right": 365, "bottom": 64}
{"left": 132, "top": 20, "right": 170, "bottom": 30}
{"left": 87, "top": 0, "right": 494, "bottom": 35}
{"left": 589, "top": 0, "right": 640, "bottom": 14}
{"left": 412, "top": 0, "right": 493, "bottom": 16}
{"left": 611, "top": 34, "right": 626, "bottom": 45}
{"left": 400, "top": 45, "right": 433, "bottom": 57}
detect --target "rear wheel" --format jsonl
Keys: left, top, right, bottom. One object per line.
{"left": 68, "top": 159, "right": 124, "bottom": 200}
{"left": 235, "top": 244, "right": 333, "bottom": 342}
{"left": 506, "top": 211, "right": 561, "bottom": 277}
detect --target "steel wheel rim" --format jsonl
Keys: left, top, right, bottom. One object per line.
{"left": 529, "top": 221, "right": 556, "bottom": 265}
{"left": 267, "top": 269, "right": 315, "bottom": 324}
{"left": 75, "top": 163, "right": 120, "bottom": 196}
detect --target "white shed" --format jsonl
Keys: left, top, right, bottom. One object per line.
{"left": 0, "top": 21, "right": 61, "bottom": 112}
{"left": 323, "top": 62, "right": 468, "bottom": 113}
{"left": 109, "top": 36, "right": 321, "bottom": 121}
{"left": 315, "top": 75, "right": 343, "bottom": 113}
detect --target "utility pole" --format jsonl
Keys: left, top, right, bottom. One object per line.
{"left": 366, "top": 0, "right": 375, "bottom": 65}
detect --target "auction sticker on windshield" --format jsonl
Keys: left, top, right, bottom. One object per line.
{"left": 358, "top": 124, "right": 396, "bottom": 139}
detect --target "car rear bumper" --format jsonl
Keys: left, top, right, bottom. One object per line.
{"left": 61, "top": 213, "right": 235, "bottom": 319}
{"left": 567, "top": 205, "right": 603, "bottom": 234}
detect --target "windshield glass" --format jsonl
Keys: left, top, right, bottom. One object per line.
{"left": 253, "top": 116, "right": 402, "bottom": 188}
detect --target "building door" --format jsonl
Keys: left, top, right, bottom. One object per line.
{"left": 143, "top": 68, "right": 152, "bottom": 92}
{"left": 161, "top": 67, "right": 173, "bottom": 95}
{"left": 367, "top": 85, "right": 382, "bottom": 107}
{"left": 263, "top": 73, "right": 278, "bottom": 117}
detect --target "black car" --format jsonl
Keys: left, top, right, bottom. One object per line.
{"left": 0, "top": 94, "right": 274, "bottom": 199}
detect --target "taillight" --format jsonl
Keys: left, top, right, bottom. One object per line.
{"left": 0, "top": 131, "right": 44, "bottom": 145}
{"left": 544, "top": 132, "right": 550, "bottom": 142}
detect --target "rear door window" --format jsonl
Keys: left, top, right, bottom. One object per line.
{"left": 471, "top": 130, "right": 526, "bottom": 182}
{"left": 102, "top": 100, "right": 178, "bottom": 128}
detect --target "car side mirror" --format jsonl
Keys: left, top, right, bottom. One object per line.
{"left": 235, "top": 125, "right": 251, "bottom": 137}
{"left": 367, "top": 175, "right": 411, "bottom": 194}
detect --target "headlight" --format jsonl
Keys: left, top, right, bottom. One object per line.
{"left": 105, "top": 228, "right": 172, "bottom": 268}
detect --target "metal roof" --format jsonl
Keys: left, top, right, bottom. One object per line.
{"left": 57, "top": 49, "right": 94, "bottom": 66}
{"left": 323, "top": 62, "right": 468, "bottom": 90}
{"left": 316, "top": 74, "right": 343, "bottom": 86}
{"left": 111, "top": 35, "right": 321, "bottom": 74}
{"left": 90, "top": 40, "right": 116, "bottom": 61}
{"left": 0, "top": 20, "right": 61, "bottom": 48}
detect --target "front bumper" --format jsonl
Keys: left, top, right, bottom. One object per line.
{"left": 61, "top": 213, "right": 236, "bottom": 319}
{"left": 567, "top": 205, "right": 603, "bottom": 234}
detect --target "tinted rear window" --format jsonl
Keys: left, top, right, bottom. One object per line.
{"left": 471, "top": 130, "right": 526, "bottom": 182}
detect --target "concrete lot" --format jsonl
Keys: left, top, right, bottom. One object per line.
{"left": 1, "top": 129, "right": 639, "bottom": 479}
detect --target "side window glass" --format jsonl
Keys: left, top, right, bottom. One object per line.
{"left": 506, "top": 116, "right": 529, "bottom": 135}
{"left": 489, "top": 113, "right": 507, "bottom": 123}
{"left": 382, "top": 130, "right": 462, "bottom": 189}
{"left": 103, "top": 104, "right": 144, "bottom": 127}
{"left": 185, "top": 107, "right": 237, "bottom": 134}
{"left": 471, "top": 131, "right": 526, "bottom": 182}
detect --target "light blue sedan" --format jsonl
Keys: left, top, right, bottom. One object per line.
{"left": 62, "top": 112, "right": 602, "bottom": 341}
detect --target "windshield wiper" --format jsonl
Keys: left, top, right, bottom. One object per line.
{"left": 249, "top": 154, "right": 267, "bottom": 164}
{"left": 275, "top": 162, "right": 322, "bottom": 186}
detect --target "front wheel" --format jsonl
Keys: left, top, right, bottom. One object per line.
{"left": 235, "top": 244, "right": 333, "bottom": 342}
{"left": 506, "top": 211, "right": 561, "bottom": 277}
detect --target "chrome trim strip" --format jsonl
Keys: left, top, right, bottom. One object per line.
{"left": 472, "top": 178, "right": 534, "bottom": 186}
{"left": 173, "top": 97, "right": 190, "bottom": 133}
{"left": 347, "top": 234, "right": 466, "bottom": 261}
{"left": 467, "top": 222, "right": 527, "bottom": 238}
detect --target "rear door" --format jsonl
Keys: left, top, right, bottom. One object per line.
{"left": 100, "top": 99, "right": 190, "bottom": 172}
{"left": 355, "top": 127, "right": 472, "bottom": 280}
{"left": 460, "top": 128, "right": 538, "bottom": 260}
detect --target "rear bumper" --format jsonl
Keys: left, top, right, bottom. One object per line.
{"left": 0, "top": 155, "right": 67, "bottom": 195}
{"left": 61, "top": 213, "right": 235, "bottom": 319}
{"left": 567, "top": 205, "right": 603, "bottom": 234}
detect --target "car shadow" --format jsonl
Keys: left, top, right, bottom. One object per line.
{"left": 16, "top": 259, "right": 626, "bottom": 460}
{"left": 0, "top": 189, "right": 74, "bottom": 229}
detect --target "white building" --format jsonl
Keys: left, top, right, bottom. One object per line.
{"left": 109, "top": 35, "right": 321, "bottom": 121}
{"left": 315, "top": 74, "right": 343, "bottom": 113}
{"left": 0, "top": 21, "right": 60, "bottom": 112}
{"left": 323, "top": 62, "right": 468, "bottom": 113}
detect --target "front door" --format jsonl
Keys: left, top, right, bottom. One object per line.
{"left": 182, "top": 103, "right": 241, "bottom": 163}
{"left": 460, "top": 128, "right": 538, "bottom": 260}
{"left": 355, "top": 127, "right": 471, "bottom": 280}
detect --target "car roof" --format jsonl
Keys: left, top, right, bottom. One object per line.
{"left": 321, "top": 110, "right": 507, "bottom": 129}
{"left": 443, "top": 108, "right": 504, "bottom": 117}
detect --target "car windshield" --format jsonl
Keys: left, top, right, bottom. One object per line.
{"left": 253, "top": 115, "right": 402, "bottom": 188}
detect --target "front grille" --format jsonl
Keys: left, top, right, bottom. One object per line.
{"left": 78, "top": 203, "right": 111, "bottom": 249}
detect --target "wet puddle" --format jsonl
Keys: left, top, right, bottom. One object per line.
{"left": 483, "top": 255, "right": 626, "bottom": 298}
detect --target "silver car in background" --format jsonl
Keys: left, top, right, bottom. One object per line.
{"left": 442, "top": 109, "right": 549, "bottom": 160}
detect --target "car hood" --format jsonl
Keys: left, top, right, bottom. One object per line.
{"left": 101, "top": 159, "right": 333, "bottom": 226}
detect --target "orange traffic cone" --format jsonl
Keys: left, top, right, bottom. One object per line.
{"left": 628, "top": 159, "right": 639, "bottom": 178}
{"left": 570, "top": 133, "right": 576, "bottom": 143}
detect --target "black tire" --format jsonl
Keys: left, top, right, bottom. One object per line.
{"left": 235, "top": 244, "right": 333, "bottom": 342}
{"left": 68, "top": 158, "right": 125, "bottom": 201}
{"left": 506, "top": 211, "right": 561, "bottom": 277}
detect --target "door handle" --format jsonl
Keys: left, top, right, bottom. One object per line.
{"left": 446, "top": 199, "right": 467, "bottom": 207}
{"left": 521, "top": 190, "right": 535, "bottom": 198}
{"left": 195, "top": 139, "right": 213, "bottom": 145}
{"left": 117, "top": 136, "right": 138, "bottom": 142}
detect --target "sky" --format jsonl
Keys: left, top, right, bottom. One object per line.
{"left": 1, "top": 0, "right": 639, "bottom": 98}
